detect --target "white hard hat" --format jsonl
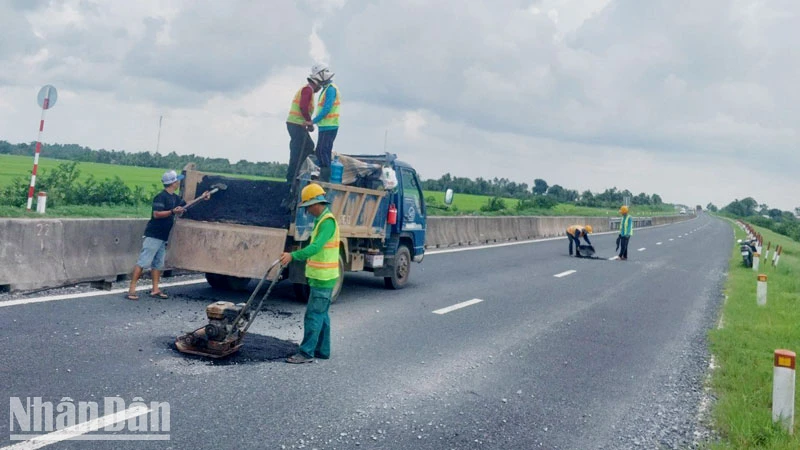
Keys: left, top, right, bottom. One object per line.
{"left": 310, "top": 63, "right": 334, "bottom": 85}
{"left": 310, "top": 63, "right": 328, "bottom": 76}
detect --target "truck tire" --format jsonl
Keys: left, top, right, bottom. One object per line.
{"left": 293, "top": 283, "right": 310, "bottom": 302}
{"left": 225, "top": 276, "right": 251, "bottom": 291}
{"left": 331, "top": 255, "right": 345, "bottom": 303}
{"left": 205, "top": 273, "right": 250, "bottom": 291}
{"left": 205, "top": 273, "right": 228, "bottom": 290}
{"left": 293, "top": 255, "right": 346, "bottom": 303}
{"left": 384, "top": 245, "right": 411, "bottom": 290}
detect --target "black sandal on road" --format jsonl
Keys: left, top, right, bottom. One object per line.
{"left": 149, "top": 291, "right": 169, "bottom": 299}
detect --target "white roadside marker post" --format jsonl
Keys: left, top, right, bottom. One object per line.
{"left": 757, "top": 274, "right": 767, "bottom": 306}
{"left": 753, "top": 252, "right": 760, "bottom": 271}
{"left": 773, "top": 349, "right": 796, "bottom": 434}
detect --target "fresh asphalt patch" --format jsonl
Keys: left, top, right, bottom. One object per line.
{"left": 161, "top": 333, "right": 299, "bottom": 366}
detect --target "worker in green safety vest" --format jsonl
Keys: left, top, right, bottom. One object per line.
{"left": 307, "top": 64, "right": 340, "bottom": 182}
{"left": 618, "top": 205, "right": 634, "bottom": 260}
{"left": 281, "top": 183, "right": 340, "bottom": 364}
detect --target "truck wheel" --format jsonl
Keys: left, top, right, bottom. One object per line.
{"left": 331, "top": 255, "right": 345, "bottom": 303}
{"left": 205, "top": 273, "right": 228, "bottom": 290}
{"left": 294, "top": 255, "right": 346, "bottom": 303}
{"left": 384, "top": 245, "right": 411, "bottom": 290}
{"left": 225, "top": 276, "right": 251, "bottom": 291}
{"left": 293, "top": 283, "right": 310, "bottom": 302}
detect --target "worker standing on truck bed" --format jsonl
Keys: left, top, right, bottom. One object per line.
{"left": 618, "top": 205, "right": 633, "bottom": 260}
{"left": 308, "top": 64, "right": 340, "bottom": 182}
{"left": 285, "top": 70, "right": 322, "bottom": 206}
{"left": 126, "top": 170, "right": 209, "bottom": 300}
{"left": 280, "top": 183, "right": 340, "bottom": 364}
{"left": 566, "top": 225, "right": 593, "bottom": 257}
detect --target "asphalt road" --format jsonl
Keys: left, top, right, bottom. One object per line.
{"left": 0, "top": 213, "right": 730, "bottom": 449}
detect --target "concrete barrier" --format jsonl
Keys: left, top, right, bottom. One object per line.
{"left": 0, "top": 213, "right": 694, "bottom": 291}
{"left": 425, "top": 214, "right": 693, "bottom": 248}
{"left": 0, "top": 218, "right": 145, "bottom": 291}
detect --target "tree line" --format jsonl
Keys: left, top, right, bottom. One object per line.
{"left": 0, "top": 140, "right": 289, "bottom": 178}
{"left": 2, "top": 139, "right": 667, "bottom": 210}
{"left": 422, "top": 173, "right": 665, "bottom": 208}
{"left": 718, "top": 197, "right": 800, "bottom": 242}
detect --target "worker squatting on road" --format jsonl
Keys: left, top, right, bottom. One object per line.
{"left": 126, "top": 170, "right": 209, "bottom": 300}
{"left": 618, "top": 205, "right": 634, "bottom": 260}
{"left": 566, "top": 225, "right": 593, "bottom": 257}
{"left": 280, "top": 183, "right": 340, "bottom": 364}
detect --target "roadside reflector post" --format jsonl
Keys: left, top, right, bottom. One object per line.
{"left": 764, "top": 242, "right": 771, "bottom": 264}
{"left": 775, "top": 246, "right": 782, "bottom": 268}
{"left": 753, "top": 252, "right": 760, "bottom": 271}
{"left": 773, "top": 349, "right": 796, "bottom": 434}
{"left": 36, "top": 191, "right": 47, "bottom": 214}
{"left": 757, "top": 274, "right": 767, "bottom": 306}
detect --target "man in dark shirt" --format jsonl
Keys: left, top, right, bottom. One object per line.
{"left": 126, "top": 170, "right": 208, "bottom": 300}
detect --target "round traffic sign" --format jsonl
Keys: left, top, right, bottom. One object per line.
{"left": 37, "top": 85, "right": 58, "bottom": 110}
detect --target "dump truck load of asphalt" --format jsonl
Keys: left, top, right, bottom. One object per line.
{"left": 185, "top": 175, "right": 292, "bottom": 229}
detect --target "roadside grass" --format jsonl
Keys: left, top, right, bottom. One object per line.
{"left": 709, "top": 220, "right": 800, "bottom": 449}
{"left": 0, "top": 204, "right": 150, "bottom": 218}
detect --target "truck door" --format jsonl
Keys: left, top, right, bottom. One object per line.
{"left": 398, "top": 167, "right": 426, "bottom": 254}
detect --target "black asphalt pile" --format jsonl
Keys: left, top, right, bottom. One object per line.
{"left": 185, "top": 175, "right": 292, "bottom": 229}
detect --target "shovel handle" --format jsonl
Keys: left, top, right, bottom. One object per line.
{"left": 183, "top": 187, "right": 219, "bottom": 210}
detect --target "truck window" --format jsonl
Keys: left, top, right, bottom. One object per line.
{"left": 401, "top": 168, "right": 424, "bottom": 220}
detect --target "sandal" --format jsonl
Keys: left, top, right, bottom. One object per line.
{"left": 149, "top": 291, "right": 169, "bottom": 299}
{"left": 125, "top": 293, "right": 139, "bottom": 301}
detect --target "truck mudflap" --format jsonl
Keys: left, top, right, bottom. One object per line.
{"left": 165, "top": 220, "right": 287, "bottom": 279}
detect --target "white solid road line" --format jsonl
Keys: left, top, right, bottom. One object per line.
{"left": 0, "top": 279, "right": 206, "bottom": 309}
{"left": 553, "top": 270, "right": 577, "bottom": 278}
{"left": 2, "top": 406, "right": 155, "bottom": 450}
{"left": 433, "top": 298, "right": 484, "bottom": 315}
{"left": 638, "top": 248, "right": 646, "bottom": 252}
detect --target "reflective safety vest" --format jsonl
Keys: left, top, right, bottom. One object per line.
{"left": 317, "top": 83, "right": 341, "bottom": 127}
{"left": 305, "top": 211, "right": 340, "bottom": 281}
{"left": 620, "top": 215, "right": 634, "bottom": 237}
{"left": 566, "top": 225, "right": 585, "bottom": 237}
{"left": 287, "top": 86, "right": 314, "bottom": 125}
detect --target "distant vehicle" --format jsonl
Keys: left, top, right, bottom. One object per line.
{"left": 680, "top": 208, "right": 687, "bottom": 215}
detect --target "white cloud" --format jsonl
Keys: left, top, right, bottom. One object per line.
{"left": 0, "top": 0, "right": 798, "bottom": 210}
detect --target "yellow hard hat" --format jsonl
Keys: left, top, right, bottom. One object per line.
{"left": 299, "top": 183, "right": 328, "bottom": 207}
{"left": 619, "top": 205, "right": 629, "bottom": 214}
{"left": 585, "top": 225, "right": 593, "bottom": 234}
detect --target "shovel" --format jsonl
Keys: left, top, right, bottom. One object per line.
{"left": 183, "top": 183, "right": 227, "bottom": 210}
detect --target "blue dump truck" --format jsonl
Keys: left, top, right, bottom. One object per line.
{"left": 165, "top": 153, "right": 427, "bottom": 302}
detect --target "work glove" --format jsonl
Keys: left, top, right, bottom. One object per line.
{"left": 615, "top": 236, "right": 621, "bottom": 252}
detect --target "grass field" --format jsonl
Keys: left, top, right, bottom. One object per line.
{"left": 2, "top": 154, "right": 680, "bottom": 218}
{"left": 0, "top": 154, "right": 279, "bottom": 191}
{"left": 709, "top": 220, "right": 800, "bottom": 449}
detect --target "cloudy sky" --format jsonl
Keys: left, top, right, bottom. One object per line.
{"left": 0, "top": 0, "right": 798, "bottom": 210}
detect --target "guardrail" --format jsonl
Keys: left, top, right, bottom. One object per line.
{"left": 0, "top": 213, "right": 694, "bottom": 292}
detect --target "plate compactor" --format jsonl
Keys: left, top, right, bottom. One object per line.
{"left": 175, "top": 260, "right": 284, "bottom": 358}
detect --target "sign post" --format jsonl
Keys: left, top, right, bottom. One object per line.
{"left": 26, "top": 85, "right": 58, "bottom": 211}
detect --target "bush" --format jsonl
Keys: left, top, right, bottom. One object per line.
{"left": 481, "top": 197, "right": 506, "bottom": 212}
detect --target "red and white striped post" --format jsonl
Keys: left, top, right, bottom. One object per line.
{"left": 26, "top": 85, "right": 58, "bottom": 211}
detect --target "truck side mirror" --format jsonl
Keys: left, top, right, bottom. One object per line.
{"left": 444, "top": 189, "right": 454, "bottom": 206}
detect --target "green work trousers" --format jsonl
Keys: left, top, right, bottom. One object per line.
{"left": 299, "top": 287, "right": 332, "bottom": 359}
